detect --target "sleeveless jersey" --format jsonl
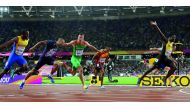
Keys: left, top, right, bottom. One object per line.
{"left": 72, "top": 44, "right": 86, "bottom": 57}
{"left": 13, "top": 36, "right": 29, "bottom": 55}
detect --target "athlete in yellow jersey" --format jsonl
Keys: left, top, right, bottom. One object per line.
{"left": 138, "top": 21, "right": 177, "bottom": 86}
{"left": 0, "top": 31, "right": 29, "bottom": 79}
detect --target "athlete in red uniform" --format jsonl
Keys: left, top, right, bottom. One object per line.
{"left": 92, "top": 47, "right": 111, "bottom": 88}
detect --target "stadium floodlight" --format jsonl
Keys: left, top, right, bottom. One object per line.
{"left": 160, "top": 6, "right": 165, "bottom": 14}
{"left": 104, "top": 10, "right": 108, "bottom": 16}
{"left": 50, "top": 11, "right": 55, "bottom": 18}
{"left": 0, "top": 7, "right": 3, "bottom": 12}
{"left": 22, "top": 6, "right": 32, "bottom": 17}
{"left": 74, "top": 6, "right": 84, "bottom": 15}
{"left": 104, "top": 13, "right": 108, "bottom": 17}
{"left": 4, "top": 7, "right": 8, "bottom": 12}
{"left": 50, "top": 15, "right": 55, "bottom": 18}
{"left": 130, "top": 6, "right": 137, "bottom": 13}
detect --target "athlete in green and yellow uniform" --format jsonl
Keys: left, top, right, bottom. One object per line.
{"left": 0, "top": 31, "right": 30, "bottom": 79}
{"left": 71, "top": 44, "right": 86, "bottom": 71}
{"left": 50, "top": 34, "right": 99, "bottom": 90}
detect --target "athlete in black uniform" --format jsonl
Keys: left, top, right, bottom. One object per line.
{"left": 19, "top": 38, "right": 65, "bottom": 89}
{"left": 137, "top": 21, "right": 177, "bottom": 86}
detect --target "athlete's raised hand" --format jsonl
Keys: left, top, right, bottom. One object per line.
{"left": 149, "top": 21, "right": 167, "bottom": 43}
{"left": 150, "top": 21, "right": 157, "bottom": 26}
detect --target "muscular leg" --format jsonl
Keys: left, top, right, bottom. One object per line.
{"left": 14, "top": 64, "right": 29, "bottom": 75}
{"left": 20, "top": 59, "right": 44, "bottom": 89}
{"left": 163, "top": 62, "right": 177, "bottom": 85}
{"left": 164, "top": 67, "right": 176, "bottom": 81}
{"left": 62, "top": 62, "right": 76, "bottom": 76}
{"left": 68, "top": 56, "right": 87, "bottom": 89}
{"left": 99, "top": 68, "right": 105, "bottom": 87}
{"left": 138, "top": 65, "right": 157, "bottom": 84}
{"left": 0, "top": 69, "right": 9, "bottom": 79}
{"left": 23, "top": 68, "right": 39, "bottom": 82}
{"left": 45, "top": 63, "right": 59, "bottom": 84}
{"left": 93, "top": 67, "right": 98, "bottom": 77}
{"left": 19, "top": 68, "right": 39, "bottom": 89}
{"left": 77, "top": 66, "right": 85, "bottom": 87}
{"left": 2, "top": 53, "right": 17, "bottom": 79}
{"left": 62, "top": 62, "right": 87, "bottom": 88}
{"left": 50, "top": 63, "right": 59, "bottom": 76}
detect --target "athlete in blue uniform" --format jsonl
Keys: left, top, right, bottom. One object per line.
{"left": 0, "top": 31, "right": 29, "bottom": 79}
{"left": 19, "top": 38, "right": 65, "bottom": 89}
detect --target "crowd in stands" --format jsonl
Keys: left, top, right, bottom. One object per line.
{"left": 1, "top": 14, "right": 190, "bottom": 76}
{"left": 0, "top": 14, "right": 190, "bottom": 52}
{"left": 112, "top": 59, "right": 190, "bottom": 76}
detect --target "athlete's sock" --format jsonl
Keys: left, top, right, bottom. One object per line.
{"left": 48, "top": 75, "right": 55, "bottom": 83}
{"left": 22, "top": 79, "right": 26, "bottom": 83}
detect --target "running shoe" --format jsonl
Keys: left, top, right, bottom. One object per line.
{"left": 100, "top": 86, "right": 105, "bottom": 89}
{"left": 83, "top": 85, "right": 89, "bottom": 90}
{"left": 19, "top": 82, "right": 25, "bottom": 89}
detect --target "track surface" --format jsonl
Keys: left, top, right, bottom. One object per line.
{"left": 0, "top": 84, "right": 190, "bottom": 102}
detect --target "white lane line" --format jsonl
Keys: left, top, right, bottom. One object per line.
{"left": 19, "top": 84, "right": 190, "bottom": 88}
{"left": 44, "top": 91, "right": 190, "bottom": 100}
{"left": 50, "top": 95, "right": 190, "bottom": 101}
{"left": 179, "top": 87, "right": 190, "bottom": 95}
{"left": 0, "top": 91, "right": 189, "bottom": 101}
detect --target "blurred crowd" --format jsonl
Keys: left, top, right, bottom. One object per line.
{"left": 110, "top": 59, "right": 190, "bottom": 76}
{"left": 1, "top": 14, "right": 190, "bottom": 76}
{"left": 0, "top": 14, "right": 190, "bottom": 52}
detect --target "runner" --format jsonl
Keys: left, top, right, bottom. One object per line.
{"left": 137, "top": 21, "right": 177, "bottom": 86}
{"left": 49, "top": 34, "right": 99, "bottom": 90}
{"left": 92, "top": 47, "right": 111, "bottom": 88}
{"left": 0, "top": 31, "right": 29, "bottom": 79}
{"left": 19, "top": 38, "right": 65, "bottom": 89}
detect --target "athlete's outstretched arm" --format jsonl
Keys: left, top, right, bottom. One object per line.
{"left": 0, "top": 37, "right": 18, "bottom": 49}
{"left": 61, "top": 40, "right": 75, "bottom": 47}
{"left": 85, "top": 41, "right": 99, "bottom": 52}
{"left": 29, "top": 40, "right": 47, "bottom": 52}
{"left": 150, "top": 21, "right": 168, "bottom": 43}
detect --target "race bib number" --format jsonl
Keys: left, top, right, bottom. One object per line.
{"left": 99, "top": 58, "right": 106, "bottom": 63}
{"left": 165, "top": 50, "right": 172, "bottom": 57}
{"left": 16, "top": 46, "right": 25, "bottom": 55}
{"left": 45, "top": 49, "right": 57, "bottom": 57}
{"left": 76, "top": 50, "right": 83, "bottom": 56}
